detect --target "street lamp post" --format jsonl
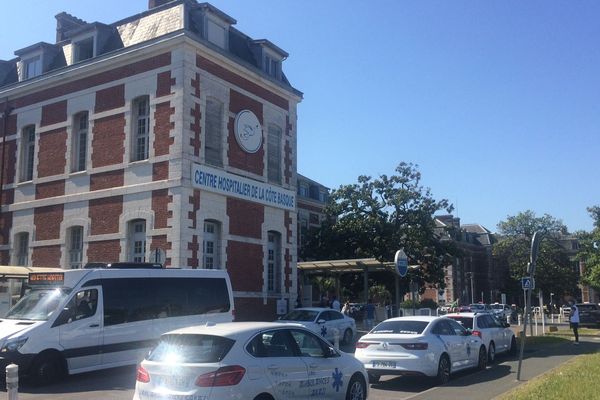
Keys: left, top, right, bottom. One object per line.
{"left": 466, "top": 272, "right": 475, "bottom": 304}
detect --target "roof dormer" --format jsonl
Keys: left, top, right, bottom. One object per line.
{"left": 64, "top": 22, "right": 121, "bottom": 65}
{"left": 194, "top": 3, "right": 236, "bottom": 50}
{"left": 252, "top": 39, "right": 288, "bottom": 80}
{"left": 14, "top": 42, "right": 64, "bottom": 81}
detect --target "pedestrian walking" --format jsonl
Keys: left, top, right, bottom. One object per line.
{"left": 331, "top": 295, "right": 341, "bottom": 311}
{"left": 365, "top": 298, "right": 375, "bottom": 330}
{"left": 570, "top": 301, "right": 580, "bottom": 344}
{"left": 341, "top": 300, "right": 351, "bottom": 315}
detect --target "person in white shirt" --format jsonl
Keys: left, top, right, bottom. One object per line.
{"left": 331, "top": 295, "right": 341, "bottom": 312}
{"left": 570, "top": 301, "right": 580, "bottom": 344}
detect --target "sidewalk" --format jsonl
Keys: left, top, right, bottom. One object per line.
{"left": 405, "top": 336, "right": 600, "bottom": 400}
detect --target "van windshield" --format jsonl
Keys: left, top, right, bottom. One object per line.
{"left": 5, "top": 288, "right": 69, "bottom": 321}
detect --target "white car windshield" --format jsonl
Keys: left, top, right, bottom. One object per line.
{"left": 4, "top": 288, "right": 69, "bottom": 321}
{"left": 280, "top": 310, "right": 319, "bottom": 322}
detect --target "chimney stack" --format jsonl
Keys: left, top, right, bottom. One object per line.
{"left": 149, "top": 0, "right": 172, "bottom": 9}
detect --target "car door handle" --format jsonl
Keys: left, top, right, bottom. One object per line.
{"left": 267, "top": 364, "right": 278, "bottom": 370}
{"left": 89, "top": 324, "right": 99, "bottom": 328}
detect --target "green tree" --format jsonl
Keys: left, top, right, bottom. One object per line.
{"left": 577, "top": 206, "right": 600, "bottom": 290}
{"left": 301, "top": 162, "right": 458, "bottom": 289}
{"left": 493, "top": 210, "right": 578, "bottom": 300}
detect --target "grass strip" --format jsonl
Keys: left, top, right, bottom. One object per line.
{"left": 498, "top": 352, "right": 600, "bottom": 400}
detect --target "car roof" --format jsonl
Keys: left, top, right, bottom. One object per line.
{"left": 164, "top": 322, "right": 302, "bottom": 337}
{"left": 446, "top": 312, "right": 478, "bottom": 318}
{"left": 290, "top": 307, "right": 335, "bottom": 312}
{"left": 379, "top": 316, "right": 441, "bottom": 323}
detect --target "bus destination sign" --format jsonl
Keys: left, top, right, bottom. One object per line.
{"left": 29, "top": 272, "right": 65, "bottom": 286}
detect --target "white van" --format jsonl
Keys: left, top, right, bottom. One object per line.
{"left": 0, "top": 264, "right": 234, "bottom": 384}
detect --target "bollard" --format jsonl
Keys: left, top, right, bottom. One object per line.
{"left": 6, "top": 363, "right": 18, "bottom": 400}
{"left": 333, "top": 328, "right": 340, "bottom": 349}
{"left": 506, "top": 315, "right": 511, "bottom": 325}
{"left": 518, "top": 314, "right": 522, "bottom": 326}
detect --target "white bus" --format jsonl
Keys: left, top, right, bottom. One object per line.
{"left": 0, "top": 264, "right": 234, "bottom": 384}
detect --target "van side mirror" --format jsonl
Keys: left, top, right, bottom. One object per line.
{"left": 54, "top": 307, "right": 73, "bottom": 326}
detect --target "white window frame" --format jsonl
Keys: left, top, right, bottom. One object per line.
{"left": 72, "top": 112, "right": 88, "bottom": 172}
{"left": 128, "top": 219, "right": 146, "bottom": 263}
{"left": 15, "top": 232, "right": 29, "bottom": 266}
{"left": 203, "top": 220, "right": 221, "bottom": 269}
{"left": 267, "top": 231, "right": 282, "bottom": 293}
{"left": 67, "top": 226, "right": 84, "bottom": 269}
{"left": 206, "top": 17, "right": 228, "bottom": 49}
{"left": 204, "top": 98, "right": 223, "bottom": 167}
{"left": 131, "top": 96, "right": 150, "bottom": 162}
{"left": 24, "top": 56, "right": 42, "bottom": 79}
{"left": 73, "top": 36, "right": 95, "bottom": 62}
{"left": 20, "top": 125, "right": 35, "bottom": 182}
{"left": 267, "top": 124, "right": 282, "bottom": 184}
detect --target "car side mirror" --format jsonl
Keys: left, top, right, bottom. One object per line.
{"left": 325, "top": 346, "right": 338, "bottom": 358}
{"left": 464, "top": 330, "right": 472, "bottom": 336}
{"left": 503, "top": 322, "right": 510, "bottom": 328}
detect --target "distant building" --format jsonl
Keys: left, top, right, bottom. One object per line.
{"left": 422, "top": 216, "right": 499, "bottom": 306}
{"left": 296, "top": 173, "right": 329, "bottom": 260}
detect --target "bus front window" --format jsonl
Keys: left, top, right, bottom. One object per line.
{"left": 4, "top": 289, "right": 69, "bottom": 321}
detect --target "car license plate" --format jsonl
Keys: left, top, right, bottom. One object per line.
{"left": 372, "top": 360, "right": 396, "bottom": 368}
{"left": 154, "top": 374, "right": 189, "bottom": 389}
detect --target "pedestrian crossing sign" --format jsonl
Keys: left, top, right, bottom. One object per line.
{"left": 521, "top": 277, "right": 535, "bottom": 290}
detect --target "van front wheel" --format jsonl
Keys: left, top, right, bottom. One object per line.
{"left": 31, "top": 353, "right": 65, "bottom": 386}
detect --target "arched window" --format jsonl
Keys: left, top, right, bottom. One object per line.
{"left": 131, "top": 96, "right": 150, "bottom": 161}
{"left": 127, "top": 219, "right": 146, "bottom": 262}
{"left": 267, "top": 124, "right": 282, "bottom": 184}
{"left": 67, "top": 225, "right": 84, "bottom": 269}
{"left": 20, "top": 125, "right": 35, "bottom": 182}
{"left": 15, "top": 232, "right": 29, "bottom": 266}
{"left": 203, "top": 220, "right": 221, "bottom": 269}
{"left": 72, "top": 112, "right": 88, "bottom": 172}
{"left": 205, "top": 98, "right": 223, "bottom": 167}
{"left": 267, "top": 231, "right": 282, "bottom": 293}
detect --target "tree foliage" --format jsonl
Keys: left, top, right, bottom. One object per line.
{"left": 497, "top": 210, "right": 567, "bottom": 237}
{"left": 301, "top": 162, "right": 458, "bottom": 288}
{"left": 577, "top": 206, "right": 600, "bottom": 290}
{"left": 493, "top": 210, "right": 578, "bottom": 300}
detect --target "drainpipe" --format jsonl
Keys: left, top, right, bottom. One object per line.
{"left": 0, "top": 98, "right": 13, "bottom": 215}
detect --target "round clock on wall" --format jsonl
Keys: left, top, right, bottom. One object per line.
{"left": 234, "top": 110, "right": 262, "bottom": 153}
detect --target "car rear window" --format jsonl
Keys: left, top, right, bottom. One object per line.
{"left": 447, "top": 316, "right": 473, "bottom": 330}
{"left": 147, "top": 334, "right": 234, "bottom": 363}
{"left": 371, "top": 320, "right": 428, "bottom": 334}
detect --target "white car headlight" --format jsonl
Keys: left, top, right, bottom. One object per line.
{"left": 1, "top": 337, "right": 28, "bottom": 353}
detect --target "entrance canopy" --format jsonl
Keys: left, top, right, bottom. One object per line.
{"left": 298, "top": 258, "right": 419, "bottom": 308}
{"left": 297, "top": 258, "right": 396, "bottom": 274}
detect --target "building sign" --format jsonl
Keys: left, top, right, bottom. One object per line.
{"left": 192, "top": 164, "right": 295, "bottom": 211}
{"left": 234, "top": 110, "right": 262, "bottom": 153}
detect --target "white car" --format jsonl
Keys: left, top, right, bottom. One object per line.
{"left": 134, "top": 322, "right": 368, "bottom": 400}
{"left": 446, "top": 312, "right": 516, "bottom": 363}
{"left": 354, "top": 316, "right": 486, "bottom": 384}
{"left": 278, "top": 307, "right": 357, "bottom": 345}
{"left": 490, "top": 303, "right": 512, "bottom": 321}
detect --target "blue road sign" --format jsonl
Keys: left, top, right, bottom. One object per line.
{"left": 521, "top": 277, "right": 535, "bottom": 290}
{"left": 395, "top": 249, "right": 408, "bottom": 277}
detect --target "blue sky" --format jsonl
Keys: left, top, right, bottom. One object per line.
{"left": 1, "top": 0, "right": 599, "bottom": 233}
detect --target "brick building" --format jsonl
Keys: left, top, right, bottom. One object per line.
{"left": 0, "top": 0, "right": 302, "bottom": 320}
